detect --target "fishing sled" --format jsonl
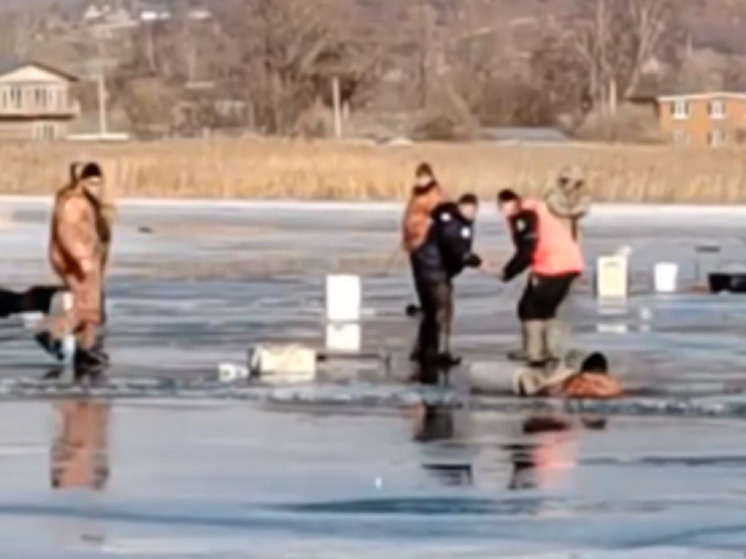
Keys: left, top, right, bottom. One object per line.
{"left": 708, "top": 272, "right": 746, "bottom": 294}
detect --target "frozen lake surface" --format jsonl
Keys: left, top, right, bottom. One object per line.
{"left": 1, "top": 198, "right": 746, "bottom": 557}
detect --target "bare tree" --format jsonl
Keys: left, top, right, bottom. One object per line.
{"left": 530, "top": 26, "right": 592, "bottom": 128}
{"left": 0, "top": 9, "right": 46, "bottom": 59}
{"left": 120, "top": 77, "right": 180, "bottom": 136}
{"left": 540, "top": 0, "right": 677, "bottom": 119}
{"left": 413, "top": 0, "right": 436, "bottom": 108}
{"left": 622, "top": 0, "right": 675, "bottom": 98}
{"left": 570, "top": 0, "right": 613, "bottom": 114}
{"left": 205, "top": 0, "right": 398, "bottom": 134}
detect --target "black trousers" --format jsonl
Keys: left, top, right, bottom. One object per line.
{"left": 518, "top": 273, "right": 578, "bottom": 321}
{"left": 411, "top": 268, "right": 453, "bottom": 359}
{"left": 0, "top": 285, "right": 60, "bottom": 317}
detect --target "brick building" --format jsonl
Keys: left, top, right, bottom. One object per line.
{"left": 655, "top": 92, "right": 746, "bottom": 147}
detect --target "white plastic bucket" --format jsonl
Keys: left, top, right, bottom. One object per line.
{"left": 325, "top": 274, "right": 361, "bottom": 322}
{"left": 654, "top": 263, "right": 678, "bottom": 293}
{"left": 596, "top": 255, "right": 628, "bottom": 299}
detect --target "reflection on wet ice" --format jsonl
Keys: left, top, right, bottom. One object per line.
{"left": 408, "top": 404, "right": 474, "bottom": 486}
{"left": 46, "top": 399, "right": 111, "bottom": 553}
{"left": 411, "top": 404, "right": 454, "bottom": 443}
{"left": 409, "top": 404, "right": 612, "bottom": 493}
{"left": 50, "top": 400, "right": 110, "bottom": 491}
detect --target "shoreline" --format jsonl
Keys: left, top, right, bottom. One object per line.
{"left": 2, "top": 195, "right": 746, "bottom": 216}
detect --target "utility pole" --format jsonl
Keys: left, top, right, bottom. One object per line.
{"left": 97, "top": 64, "right": 108, "bottom": 136}
{"left": 331, "top": 76, "right": 342, "bottom": 139}
{"left": 418, "top": 0, "right": 429, "bottom": 108}
{"left": 145, "top": 20, "right": 156, "bottom": 72}
{"left": 93, "top": 25, "right": 109, "bottom": 136}
{"left": 185, "top": 23, "right": 197, "bottom": 83}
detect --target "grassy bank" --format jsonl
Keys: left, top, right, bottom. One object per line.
{"left": 3, "top": 138, "right": 746, "bottom": 203}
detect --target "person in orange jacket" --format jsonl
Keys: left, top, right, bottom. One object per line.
{"left": 35, "top": 162, "right": 113, "bottom": 372}
{"left": 401, "top": 162, "right": 447, "bottom": 363}
{"left": 496, "top": 189, "right": 584, "bottom": 368}
{"left": 401, "top": 163, "right": 447, "bottom": 256}
{"left": 46, "top": 162, "right": 111, "bottom": 382}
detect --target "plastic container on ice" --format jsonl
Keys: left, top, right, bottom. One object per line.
{"left": 325, "top": 274, "right": 361, "bottom": 321}
{"left": 653, "top": 262, "right": 678, "bottom": 293}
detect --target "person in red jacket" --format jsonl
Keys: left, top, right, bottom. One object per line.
{"left": 497, "top": 189, "right": 584, "bottom": 368}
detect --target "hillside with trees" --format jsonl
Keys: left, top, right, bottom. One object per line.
{"left": 1, "top": 0, "right": 744, "bottom": 140}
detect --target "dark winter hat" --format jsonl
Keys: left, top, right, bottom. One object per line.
{"left": 79, "top": 162, "right": 103, "bottom": 180}
{"left": 458, "top": 192, "right": 478, "bottom": 206}
{"left": 497, "top": 189, "right": 520, "bottom": 204}
{"left": 580, "top": 352, "right": 609, "bottom": 374}
{"left": 415, "top": 162, "right": 434, "bottom": 177}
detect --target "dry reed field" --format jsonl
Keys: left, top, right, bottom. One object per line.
{"left": 3, "top": 138, "right": 746, "bottom": 203}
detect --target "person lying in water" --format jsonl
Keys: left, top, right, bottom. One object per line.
{"left": 516, "top": 351, "right": 623, "bottom": 399}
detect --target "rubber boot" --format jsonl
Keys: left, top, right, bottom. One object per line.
{"left": 514, "top": 321, "right": 554, "bottom": 396}
{"left": 525, "top": 320, "right": 546, "bottom": 367}
{"left": 507, "top": 322, "right": 528, "bottom": 362}
{"left": 543, "top": 319, "right": 564, "bottom": 365}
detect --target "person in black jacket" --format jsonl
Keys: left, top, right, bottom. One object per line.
{"left": 409, "top": 193, "right": 482, "bottom": 378}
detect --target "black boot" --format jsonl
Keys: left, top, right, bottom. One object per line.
{"left": 34, "top": 332, "right": 65, "bottom": 361}
{"left": 415, "top": 359, "right": 441, "bottom": 386}
{"left": 90, "top": 333, "right": 110, "bottom": 367}
{"left": 435, "top": 352, "right": 461, "bottom": 367}
{"left": 73, "top": 347, "right": 108, "bottom": 385}
{"left": 409, "top": 348, "right": 421, "bottom": 363}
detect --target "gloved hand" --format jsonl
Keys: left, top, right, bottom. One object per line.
{"left": 464, "top": 253, "right": 482, "bottom": 268}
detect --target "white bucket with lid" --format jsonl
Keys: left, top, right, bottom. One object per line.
{"left": 654, "top": 262, "right": 678, "bottom": 293}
